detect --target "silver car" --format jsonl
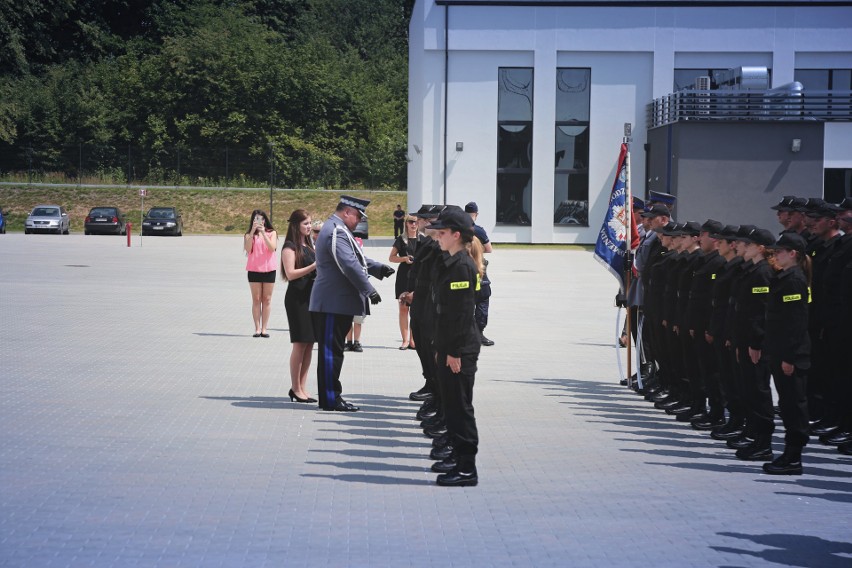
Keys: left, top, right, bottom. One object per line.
{"left": 25, "top": 205, "right": 70, "bottom": 234}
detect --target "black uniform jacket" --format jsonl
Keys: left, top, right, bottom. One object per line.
{"left": 687, "top": 249, "right": 725, "bottom": 333}
{"left": 765, "top": 266, "right": 811, "bottom": 369}
{"left": 408, "top": 237, "right": 441, "bottom": 327}
{"left": 733, "top": 258, "right": 774, "bottom": 350}
{"left": 431, "top": 250, "right": 482, "bottom": 359}
{"left": 708, "top": 256, "right": 743, "bottom": 341}
{"left": 645, "top": 247, "right": 673, "bottom": 323}
{"left": 662, "top": 251, "right": 687, "bottom": 325}
{"left": 820, "top": 233, "right": 852, "bottom": 329}
{"left": 675, "top": 248, "right": 704, "bottom": 330}
{"left": 724, "top": 258, "right": 750, "bottom": 344}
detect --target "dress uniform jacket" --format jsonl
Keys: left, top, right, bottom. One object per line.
{"left": 432, "top": 250, "right": 482, "bottom": 360}
{"left": 644, "top": 246, "right": 672, "bottom": 324}
{"left": 674, "top": 248, "right": 703, "bottom": 330}
{"left": 765, "top": 266, "right": 810, "bottom": 369}
{"left": 309, "top": 213, "right": 385, "bottom": 316}
{"left": 733, "top": 258, "right": 774, "bottom": 350}
{"left": 662, "top": 251, "right": 687, "bottom": 326}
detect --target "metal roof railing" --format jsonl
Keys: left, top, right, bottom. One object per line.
{"left": 648, "top": 89, "right": 852, "bottom": 128}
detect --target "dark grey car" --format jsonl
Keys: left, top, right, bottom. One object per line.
{"left": 142, "top": 207, "right": 183, "bottom": 236}
{"left": 85, "top": 207, "right": 126, "bottom": 235}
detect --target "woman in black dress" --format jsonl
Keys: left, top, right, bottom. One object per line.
{"left": 281, "top": 209, "right": 317, "bottom": 403}
{"left": 389, "top": 214, "right": 420, "bottom": 349}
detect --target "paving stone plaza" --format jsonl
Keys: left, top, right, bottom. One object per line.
{"left": 1, "top": 234, "right": 850, "bottom": 567}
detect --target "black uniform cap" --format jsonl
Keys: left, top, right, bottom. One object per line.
{"left": 766, "top": 232, "right": 807, "bottom": 253}
{"left": 770, "top": 196, "right": 799, "bottom": 212}
{"left": 803, "top": 198, "right": 839, "bottom": 218}
{"left": 640, "top": 203, "right": 671, "bottom": 218}
{"left": 339, "top": 195, "right": 370, "bottom": 219}
{"left": 673, "top": 221, "right": 701, "bottom": 237}
{"left": 711, "top": 224, "right": 739, "bottom": 240}
{"left": 413, "top": 204, "right": 444, "bottom": 218}
{"left": 838, "top": 197, "right": 852, "bottom": 211}
{"left": 741, "top": 227, "right": 776, "bottom": 246}
{"left": 700, "top": 219, "right": 724, "bottom": 235}
{"left": 732, "top": 224, "right": 757, "bottom": 241}
{"left": 659, "top": 222, "right": 683, "bottom": 236}
{"left": 427, "top": 207, "right": 474, "bottom": 235}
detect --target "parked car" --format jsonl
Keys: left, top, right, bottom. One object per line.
{"left": 353, "top": 216, "right": 369, "bottom": 239}
{"left": 142, "top": 207, "right": 183, "bottom": 236}
{"left": 0, "top": 207, "right": 6, "bottom": 234}
{"left": 25, "top": 205, "right": 70, "bottom": 234}
{"left": 84, "top": 207, "right": 126, "bottom": 235}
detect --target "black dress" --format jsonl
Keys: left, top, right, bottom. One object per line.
{"left": 393, "top": 235, "right": 419, "bottom": 299}
{"left": 283, "top": 241, "right": 316, "bottom": 343}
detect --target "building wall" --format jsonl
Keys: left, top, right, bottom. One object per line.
{"left": 409, "top": 1, "right": 852, "bottom": 242}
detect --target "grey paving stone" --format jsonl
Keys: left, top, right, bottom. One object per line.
{"left": 0, "top": 234, "right": 850, "bottom": 567}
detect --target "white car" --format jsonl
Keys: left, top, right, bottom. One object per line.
{"left": 25, "top": 205, "right": 70, "bottom": 234}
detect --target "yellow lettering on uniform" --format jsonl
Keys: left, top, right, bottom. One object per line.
{"left": 711, "top": 274, "right": 716, "bottom": 280}
{"left": 782, "top": 294, "right": 802, "bottom": 302}
{"left": 476, "top": 273, "right": 481, "bottom": 292}
{"left": 808, "top": 286, "right": 812, "bottom": 303}
{"left": 450, "top": 281, "right": 469, "bottom": 290}
{"left": 752, "top": 286, "right": 769, "bottom": 294}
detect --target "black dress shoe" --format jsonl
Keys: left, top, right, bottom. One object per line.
{"left": 424, "top": 426, "right": 448, "bottom": 438}
{"left": 654, "top": 397, "right": 682, "bottom": 410}
{"left": 420, "top": 415, "right": 444, "bottom": 429}
{"left": 666, "top": 403, "right": 695, "bottom": 416}
{"left": 810, "top": 420, "right": 839, "bottom": 436}
{"left": 323, "top": 399, "right": 359, "bottom": 412}
{"left": 823, "top": 430, "right": 852, "bottom": 445}
{"left": 430, "top": 444, "right": 453, "bottom": 460}
{"left": 692, "top": 416, "right": 727, "bottom": 431}
{"left": 711, "top": 420, "right": 745, "bottom": 440}
{"left": 736, "top": 445, "right": 772, "bottom": 461}
{"left": 651, "top": 389, "right": 671, "bottom": 403}
{"left": 436, "top": 469, "right": 478, "bottom": 487}
{"left": 416, "top": 402, "right": 438, "bottom": 421}
{"left": 676, "top": 409, "right": 706, "bottom": 422}
{"left": 838, "top": 441, "right": 852, "bottom": 455}
{"left": 431, "top": 432, "right": 451, "bottom": 448}
{"left": 480, "top": 334, "right": 494, "bottom": 346}
{"left": 619, "top": 378, "right": 629, "bottom": 386}
{"left": 726, "top": 435, "right": 755, "bottom": 449}
{"left": 762, "top": 455, "right": 803, "bottom": 475}
{"left": 431, "top": 458, "right": 458, "bottom": 473}
{"left": 409, "top": 386, "right": 434, "bottom": 402}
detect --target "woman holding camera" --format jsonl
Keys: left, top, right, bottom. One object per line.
{"left": 281, "top": 209, "right": 317, "bottom": 403}
{"left": 244, "top": 210, "right": 278, "bottom": 338}
{"left": 389, "top": 214, "right": 420, "bottom": 349}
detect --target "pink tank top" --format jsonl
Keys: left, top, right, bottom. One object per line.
{"left": 245, "top": 232, "right": 277, "bottom": 272}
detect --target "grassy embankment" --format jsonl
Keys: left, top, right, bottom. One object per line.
{"left": 0, "top": 185, "right": 407, "bottom": 236}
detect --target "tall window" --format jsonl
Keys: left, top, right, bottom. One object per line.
{"left": 497, "top": 68, "right": 533, "bottom": 225}
{"left": 554, "top": 68, "right": 590, "bottom": 226}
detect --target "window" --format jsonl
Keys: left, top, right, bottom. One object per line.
{"left": 496, "top": 68, "right": 533, "bottom": 225}
{"left": 795, "top": 69, "right": 852, "bottom": 90}
{"left": 554, "top": 68, "right": 591, "bottom": 226}
{"left": 824, "top": 168, "right": 852, "bottom": 203}
{"left": 673, "top": 68, "right": 773, "bottom": 91}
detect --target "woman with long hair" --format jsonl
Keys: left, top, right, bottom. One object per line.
{"left": 244, "top": 210, "right": 278, "bottom": 337}
{"left": 281, "top": 209, "right": 317, "bottom": 403}
{"left": 389, "top": 214, "right": 421, "bottom": 349}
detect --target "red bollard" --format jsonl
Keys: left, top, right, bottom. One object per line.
{"left": 126, "top": 222, "right": 132, "bottom": 247}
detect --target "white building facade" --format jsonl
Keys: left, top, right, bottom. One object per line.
{"left": 408, "top": 0, "right": 852, "bottom": 243}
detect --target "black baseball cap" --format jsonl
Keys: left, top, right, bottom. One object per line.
{"left": 711, "top": 224, "right": 739, "bottom": 240}
{"left": 732, "top": 224, "right": 757, "bottom": 242}
{"left": 770, "top": 196, "right": 799, "bottom": 212}
{"left": 413, "top": 204, "right": 444, "bottom": 218}
{"left": 803, "top": 198, "right": 839, "bottom": 218}
{"left": 673, "top": 221, "right": 701, "bottom": 237}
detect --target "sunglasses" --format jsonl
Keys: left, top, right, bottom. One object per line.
{"left": 406, "top": 220, "right": 417, "bottom": 224}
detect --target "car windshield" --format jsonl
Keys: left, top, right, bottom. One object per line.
{"left": 148, "top": 209, "right": 175, "bottom": 219}
{"left": 90, "top": 208, "right": 116, "bottom": 217}
{"left": 33, "top": 208, "right": 59, "bottom": 216}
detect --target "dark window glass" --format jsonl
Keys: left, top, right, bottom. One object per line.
{"left": 824, "top": 168, "right": 852, "bottom": 203}
{"left": 497, "top": 68, "right": 533, "bottom": 225}
{"left": 795, "top": 68, "right": 852, "bottom": 90}
{"left": 554, "top": 68, "right": 591, "bottom": 226}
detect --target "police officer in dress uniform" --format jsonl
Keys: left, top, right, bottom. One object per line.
{"left": 309, "top": 195, "right": 394, "bottom": 412}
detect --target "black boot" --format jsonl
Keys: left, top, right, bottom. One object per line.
{"left": 711, "top": 417, "right": 745, "bottom": 440}
{"left": 763, "top": 446, "right": 803, "bottom": 475}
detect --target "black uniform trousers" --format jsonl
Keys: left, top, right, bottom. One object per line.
{"left": 681, "top": 332, "right": 703, "bottom": 408}
{"left": 437, "top": 351, "right": 479, "bottom": 471}
{"left": 715, "top": 342, "right": 744, "bottom": 421}
{"left": 410, "top": 316, "right": 439, "bottom": 400}
{"left": 697, "top": 336, "right": 723, "bottom": 416}
{"left": 738, "top": 347, "right": 774, "bottom": 437}
{"left": 312, "top": 312, "right": 354, "bottom": 410}
{"left": 770, "top": 362, "right": 809, "bottom": 448}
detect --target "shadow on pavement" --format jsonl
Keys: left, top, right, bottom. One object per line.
{"left": 712, "top": 532, "right": 852, "bottom": 567}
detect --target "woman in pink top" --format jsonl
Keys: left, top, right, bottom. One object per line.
{"left": 243, "top": 210, "right": 278, "bottom": 337}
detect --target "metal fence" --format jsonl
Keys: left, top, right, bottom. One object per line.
{"left": 648, "top": 89, "right": 852, "bottom": 128}
{"left": 0, "top": 144, "right": 284, "bottom": 187}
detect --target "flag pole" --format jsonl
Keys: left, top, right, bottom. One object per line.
{"left": 623, "top": 124, "right": 635, "bottom": 389}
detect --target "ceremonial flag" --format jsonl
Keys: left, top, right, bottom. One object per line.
{"left": 594, "top": 143, "right": 638, "bottom": 293}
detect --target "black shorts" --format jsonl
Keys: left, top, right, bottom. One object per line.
{"left": 247, "top": 270, "right": 277, "bottom": 283}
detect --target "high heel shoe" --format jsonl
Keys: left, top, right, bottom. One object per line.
{"left": 288, "top": 389, "right": 310, "bottom": 403}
